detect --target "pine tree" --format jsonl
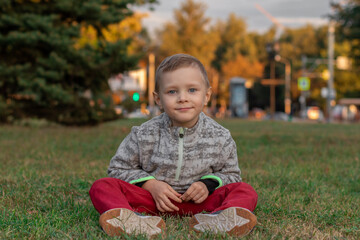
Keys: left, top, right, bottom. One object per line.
{"left": 0, "top": 0, "right": 156, "bottom": 125}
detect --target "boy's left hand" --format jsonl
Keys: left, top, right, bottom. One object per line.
{"left": 180, "top": 181, "right": 209, "bottom": 204}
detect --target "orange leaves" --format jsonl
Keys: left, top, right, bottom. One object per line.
{"left": 221, "top": 54, "right": 264, "bottom": 81}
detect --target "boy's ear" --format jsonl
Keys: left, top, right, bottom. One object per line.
{"left": 153, "top": 91, "right": 162, "bottom": 108}
{"left": 205, "top": 87, "right": 212, "bottom": 105}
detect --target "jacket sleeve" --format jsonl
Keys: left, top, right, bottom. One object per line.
{"left": 201, "top": 133, "right": 242, "bottom": 188}
{"left": 107, "top": 127, "right": 155, "bottom": 184}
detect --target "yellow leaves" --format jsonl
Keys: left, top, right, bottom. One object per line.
{"left": 76, "top": 25, "right": 98, "bottom": 49}
{"left": 102, "top": 12, "right": 147, "bottom": 43}
{"left": 75, "top": 12, "right": 147, "bottom": 49}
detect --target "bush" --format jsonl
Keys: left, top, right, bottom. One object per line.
{"left": 121, "top": 96, "right": 142, "bottom": 113}
{"left": 55, "top": 98, "right": 119, "bottom": 126}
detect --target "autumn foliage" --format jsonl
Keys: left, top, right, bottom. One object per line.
{"left": 222, "top": 55, "right": 263, "bottom": 81}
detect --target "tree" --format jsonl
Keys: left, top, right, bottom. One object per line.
{"left": 279, "top": 25, "right": 322, "bottom": 63}
{"left": 222, "top": 55, "right": 263, "bottom": 81}
{"left": 334, "top": 39, "right": 360, "bottom": 98}
{"left": 279, "top": 22, "right": 360, "bottom": 101}
{"left": 330, "top": 0, "right": 360, "bottom": 99}
{"left": 0, "top": 0, "right": 156, "bottom": 125}
{"left": 211, "top": 14, "right": 262, "bottom": 107}
{"left": 331, "top": 0, "right": 360, "bottom": 67}
{"left": 212, "top": 13, "right": 258, "bottom": 70}
{"left": 157, "top": 0, "right": 219, "bottom": 68}
{"left": 247, "top": 26, "right": 277, "bottom": 63}
{"left": 270, "top": 25, "right": 328, "bottom": 104}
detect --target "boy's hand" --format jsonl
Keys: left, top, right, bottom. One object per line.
{"left": 180, "top": 181, "right": 209, "bottom": 204}
{"left": 142, "top": 179, "right": 182, "bottom": 212}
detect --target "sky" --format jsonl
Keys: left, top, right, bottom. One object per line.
{"left": 133, "top": 0, "right": 335, "bottom": 38}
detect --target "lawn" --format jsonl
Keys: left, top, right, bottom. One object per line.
{"left": 1, "top": 118, "right": 359, "bottom": 239}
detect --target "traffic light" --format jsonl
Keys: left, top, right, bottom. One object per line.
{"left": 266, "top": 42, "right": 280, "bottom": 60}
{"left": 132, "top": 92, "right": 140, "bottom": 102}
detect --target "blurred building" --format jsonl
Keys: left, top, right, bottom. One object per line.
{"left": 108, "top": 68, "right": 146, "bottom": 105}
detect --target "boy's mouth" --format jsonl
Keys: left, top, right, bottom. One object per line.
{"left": 176, "top": 107, "right": 193, "bottom": 111}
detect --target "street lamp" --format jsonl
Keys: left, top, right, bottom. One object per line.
{"left": 275, "top": 55, "right": 291, "bottom": 116}
{"left": 327, "top": 20, "right": 335, "bottom": 122}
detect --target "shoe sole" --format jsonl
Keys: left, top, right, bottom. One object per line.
{"left": 99, "top": 208, "right": 166, "bottom": 238}
{"left": 189, "top": 207, "right": 257, "bottom": 237}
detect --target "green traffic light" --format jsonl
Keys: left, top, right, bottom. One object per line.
{"left": 132, "top": 92, "right": 140, "bottom": 102}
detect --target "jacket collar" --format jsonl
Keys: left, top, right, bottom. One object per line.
{"left": 163, "top": 112, "right": 205, "bottom": 139}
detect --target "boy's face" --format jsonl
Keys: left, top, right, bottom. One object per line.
{"left": 154, "top": 67, "right": 211, "bottom": 128}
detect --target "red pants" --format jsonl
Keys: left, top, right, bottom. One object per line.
{"left": 89, "top": 178, "right": 258, "bottom": 216}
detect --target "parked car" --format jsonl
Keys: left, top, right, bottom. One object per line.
{"left": 249, "top": 108, "right": 266, "bottom": 120}
{"left": 332, "top": 104, "right": 360, "bottom": 122}
{"left": 300, "top": 106, "right": 324, "bottom": 121}
{"left": 264, "top": 111, "right": 289, "bottom": 121}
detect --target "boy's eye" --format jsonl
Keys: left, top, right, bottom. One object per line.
{"left": 168, "top": 90, "right": 176, "bottom": 94}
{"left": 189, "top": 88, "right": 197, "bottom": 93}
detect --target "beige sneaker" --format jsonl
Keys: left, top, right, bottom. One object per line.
{"left": 99, "top": 208, "right": 166, "bottom": 238}
{"left": 189, "top": 207, "right": 257, "bottom": 237}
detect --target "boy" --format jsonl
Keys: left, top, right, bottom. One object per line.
{"left": 89, "top": 53, "right": 258, "bottom": 238}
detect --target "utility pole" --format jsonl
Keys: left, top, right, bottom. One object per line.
{"left": 285, "top": 60, "right": 291, "bottom": 115}
{"left": 148, "top": 53, "right": 155, "bottom": 114}
{"left": 275, "top": 55, "right": 291, "bottom": 116}
{"left": 327, "top": 20, "right": 335, "bottom": 123}
{"left": 270, "top": 60, "right": 276, "bottom": 117}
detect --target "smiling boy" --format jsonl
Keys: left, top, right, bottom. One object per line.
{"left": 89, "top": 53, "right": 258, "bottom": 238}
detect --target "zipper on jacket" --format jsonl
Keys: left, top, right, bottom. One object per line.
{"left": 175, "top": 127, "right": 185, "bottom": 181}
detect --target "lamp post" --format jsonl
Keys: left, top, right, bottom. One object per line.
{"left": 275, "top": 55, "right": 292, "bottom": 117}
{"left": 327, "top": 20, "right": 335, "bottom": 122}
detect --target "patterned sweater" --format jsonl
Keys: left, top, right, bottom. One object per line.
{"left": 108, "top": 112, "right": 242, "bottom": 193}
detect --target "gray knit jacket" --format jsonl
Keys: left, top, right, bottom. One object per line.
{"left": 108, "top": 112, "right": 242, "bottom": 193}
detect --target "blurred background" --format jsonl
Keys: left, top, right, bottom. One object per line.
{"left": 1, "top": 0, "right": 359, "bottom": 125}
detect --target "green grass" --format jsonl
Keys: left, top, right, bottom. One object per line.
{"left": 1, "top": 118, "right": 359, "bottom": 239}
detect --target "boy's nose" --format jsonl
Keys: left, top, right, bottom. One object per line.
{"left": 177, "top": 91, "right": 188, "bottom": 102}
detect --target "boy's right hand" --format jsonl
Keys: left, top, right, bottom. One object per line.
{"left": 142, "top": 179, "right": 182, "bottom": 212}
